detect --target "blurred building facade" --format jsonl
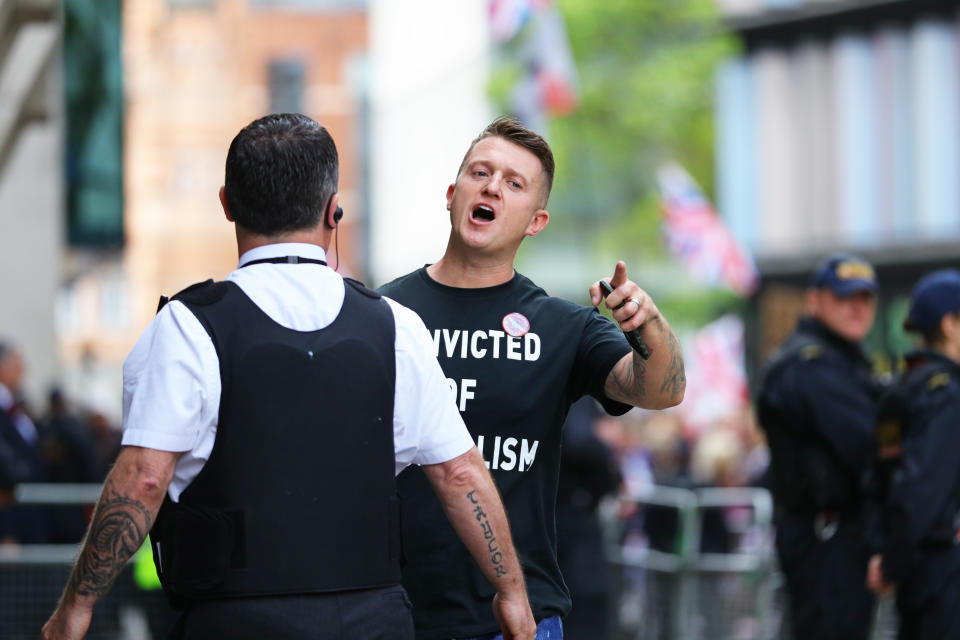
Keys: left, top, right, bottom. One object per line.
{"left": 0, "top": 0, "right": 61, "bottom": 404}
{"left": 60, "top": 0, "right": 370, "bottom": 420}
{"left": 714, "top": 0, "right": 960, "bottom": 366}
{"left": 2, "top": 0, "right": 492, "bottom": 421}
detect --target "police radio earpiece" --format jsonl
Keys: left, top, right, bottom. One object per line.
{"left": 333, "top": 206, "right": 343, "bottom": 225}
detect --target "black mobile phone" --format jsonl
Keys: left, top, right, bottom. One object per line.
{"left": 598, "top": 280, "right": 651, "bottom": 360}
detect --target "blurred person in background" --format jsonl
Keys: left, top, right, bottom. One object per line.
{"left": 83, "top": 407, "right": 122, "bottom": 471}
{"left": 613, "top": 411, "right": 689, "bottom": 640}
{"left": 378, "top": 116, "right": 685, "bottom": 639}
{"left": 42, "top": 113, "right": 535, "bottom": 640}
{"left": 40, "top": 388, "right": 106, "bottom": 484}
{"left": 690, "top": 425, "right": 745, "bottom": 555}
{"left": 38, "top": 388, "right": 106, "bottom": 543}
{"left": 756, "top": 254, "right": 881, "bottom": 640}
{"left": 867, "top": 269, "right": 960, "bottom": 639}
{"left": 741, "top": 409, "right": 770, "bottom": 489}
{"left": 0, "top": 340, "right": 49, "bottom": 544}
{"left": 0, "top": 342, "right": 33, "bottom": 498}
{"left": 556, "top": 398, "right": 621, "bottom": 640}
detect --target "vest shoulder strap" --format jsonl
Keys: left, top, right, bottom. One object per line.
{"left": 156, "top": 279, "right": 224, "bottom": 314}
{"left": 344, "top": 276, "right": 382, "bottom": 300}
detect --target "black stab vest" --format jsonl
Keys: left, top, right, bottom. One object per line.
{"left": 150, "top": 278, "right": 399, "bottom": 606}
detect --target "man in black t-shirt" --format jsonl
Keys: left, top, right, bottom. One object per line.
{"left": 379, "top": 117, "right": 686, "bottom": 640}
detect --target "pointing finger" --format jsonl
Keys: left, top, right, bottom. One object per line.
{"left": 609, "top": 261, "right": 628, "bottom": 288}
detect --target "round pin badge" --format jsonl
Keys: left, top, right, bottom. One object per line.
{"left": 502, "top": 312, "right": 530, "bottom": 337}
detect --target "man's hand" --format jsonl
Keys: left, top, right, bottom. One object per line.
{"left": 41, "top": 600, "right": 93, "bottom": 640}
{"left": 589, "top": 261, "right": 659, "bottom": 334}
{"left": 866, "top": 554, "right": 895, "bottom": 596}
{"left": 493, "top": 592, "right": 537, "bottom": 640}
{"left": 591, "top": 261, "right": 685, "bottom": 410}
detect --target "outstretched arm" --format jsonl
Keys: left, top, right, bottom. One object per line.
{"left": 42, "top": 446, "right": 179, "bottom": 640}
{"left": 422, "top": 447, "right": 536, "bottom": 640}
{"left": 590, "top": 261, "right": 686, "bottom": 409}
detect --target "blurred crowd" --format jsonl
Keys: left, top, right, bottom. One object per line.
{"left": 556, "top": 396, "right": 769, "bottom": 639}
{"left": 0, "top": 340, "right": 122, "bottom": 545}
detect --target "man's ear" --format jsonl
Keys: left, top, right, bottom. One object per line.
{"left": 524, "top": 209, "right": 550, "bottom": 237}
{"left": 445, "top": 184, "right": 455, "bottom": 211}
{"left": 941, "top": 312, "right": 960, "bottom": 343}
{"left": 219, "top": 186, "right": 234, "bottom": 222}
{"left": 325, "top": 193, "right": 341, "bottom": 229}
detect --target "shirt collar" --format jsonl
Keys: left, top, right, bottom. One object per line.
{"left": 237, "top": 243, "right": 328, "bottom": 268}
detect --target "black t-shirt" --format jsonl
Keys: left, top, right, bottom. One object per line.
{"left": 379, "top": 267, "right": 631, "bottom": 639}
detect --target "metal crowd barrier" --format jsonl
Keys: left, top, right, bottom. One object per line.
{"left": 603, "top": 485, "right": 897, "bottom": 640}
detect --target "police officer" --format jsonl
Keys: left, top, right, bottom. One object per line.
{"left": 41, "top": 114, "right": 536, "bottom": 640}
{"left": 756, "top": 254, "right": 880, "bottom": 640}
{"left": 867, "top": 269, "right": 960, "bottom": 639}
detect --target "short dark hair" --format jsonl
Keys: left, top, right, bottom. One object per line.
{"left": 224, "top": 113, "right": 338, "bottom": 236}
{"left": 457, "top": 117, "right": 555, "bottom": 205}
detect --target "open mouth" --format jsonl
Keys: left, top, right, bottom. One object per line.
{"left": 472, "top": 204, "right": 495, "bottom": 222}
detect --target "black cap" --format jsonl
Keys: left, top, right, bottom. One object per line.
{"left": 810, "top": 254, "right": 877, "bottom": 297}
{"left": 904, "top": 269, "right": 960, "bottom": 332}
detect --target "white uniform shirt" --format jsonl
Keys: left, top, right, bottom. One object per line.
{"left": 120, "top": 243, "right": 474, "bottom": 501}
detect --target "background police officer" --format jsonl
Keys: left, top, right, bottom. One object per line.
{"left": 756, "top": 254, "right": 880, "bottom": 640}
{"left": 867, "top": 269, "right": 960, "bottom": 639}
{"left": 41, "top": 114, "right": 536, "bottom": 640}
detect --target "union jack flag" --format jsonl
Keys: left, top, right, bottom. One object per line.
{"left": 657, "top": 163, "right": 759, "bottom": 297}
{"left": 676, "top": 315, "right": 750, "bottom": 438}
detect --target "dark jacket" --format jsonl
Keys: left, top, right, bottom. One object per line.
{"left": 877, "top": 350, "right": 960, "bottom": 608}
{"left": 757, "top": 316, "right": 880, "bottom": 517}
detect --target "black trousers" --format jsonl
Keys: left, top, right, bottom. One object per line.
{"left": 896, "top": 555, "right": 960, "bottom": 640}
{"left": 775, "top": 514, "right": 874, "bottom": 640}
{"left": 169, "top": 584, "right": 415, "bottom": 640}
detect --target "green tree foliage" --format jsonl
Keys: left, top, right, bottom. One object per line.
{"left": 491, "top": 0, "right": 739, "bottom": 324}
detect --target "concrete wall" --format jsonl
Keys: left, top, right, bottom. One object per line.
{"left": 0, "top": 118, "right": 62, "bottom": 406}
{"left": 367, "top": 0, "right": 493, "bottom": 286}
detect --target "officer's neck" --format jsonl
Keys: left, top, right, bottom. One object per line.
{"left": 935, "top": 339, "right": 960, "bottom": 366}
{"left": 234, "top": 222, "right": 331, "bottom": 259}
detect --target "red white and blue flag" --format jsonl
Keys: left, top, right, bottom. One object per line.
{"left": 490, "top": 0, "right": 579, "bottom": 131}
{"left": 676, "top": 314, "right": 750, "bottom": 438}
{"left": 657, "top": 163, "right": 759, "bottom": 297}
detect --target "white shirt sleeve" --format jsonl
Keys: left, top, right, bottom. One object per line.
{"left": 121, "top": 301, "right": 221, "bottom": 498}
{"left": 387, "top": 298, "right": 475, "bottom": 475}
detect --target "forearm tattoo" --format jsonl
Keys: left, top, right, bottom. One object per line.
{"left": 67, "top": 486, "right": 153, "bottom": 598}
{"left": 466, "top": 490, "right": 508, "bottom": 578}
{"left": 610, "top": 349, "right": 648, "bottom": 405}
{"left": 659, "top": 329, "right": 686, "bottom": 398}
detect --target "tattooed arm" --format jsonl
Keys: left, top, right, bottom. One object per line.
{"left": 422, "top": 448, "right": 535, "bottom": 640}
{"left": 42, "top": 446, "right": 179, "bottom": 640}
{"left": 590, "top": 260, "right": 686, "bottom": 409}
